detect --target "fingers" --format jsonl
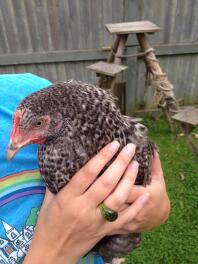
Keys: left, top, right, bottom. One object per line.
{"left": 106, "top": 193, "right": 150, "bottom": 233}
{"left": 104, "top": 161, "right": 139, "bottom": 211}
{"left": 85, "top": 143, "right": 136, "bottom": 205}
{"left": 127, "top": 185, "right": 146, "bottom": 203}
{"left": 60, "top": 141, "right": 120, "bottom": 197}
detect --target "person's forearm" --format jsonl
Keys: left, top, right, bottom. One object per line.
{"left": 23, "top": 235, "right": 79, "bottom": 264}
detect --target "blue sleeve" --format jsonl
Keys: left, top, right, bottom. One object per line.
{"left": 78, "top": 253, "right": 104, "bottom": 264}
{"left": 0, "top": 74, "right": 52, "bottom": 264}
{"left": 0, "top": 73, "right": 52, "bottom": 176}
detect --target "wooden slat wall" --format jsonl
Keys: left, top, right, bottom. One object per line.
{"left": 125, "top": 0, "right": 198, "bottom": 113}
{"left": 0, "top": 0, "right": 123, "bottom": 53}
{"left": 0, "top": 0, "right": 198, "bottom": 112}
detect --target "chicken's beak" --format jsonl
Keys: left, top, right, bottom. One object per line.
{"left": 7, "top": 110, "right": 30, "bottom": 160}
{"left": 7, "top": 138, "right": 30, "bottom": 160}
{"left": 7, "top": 141, "right": 21, "bottom": 160}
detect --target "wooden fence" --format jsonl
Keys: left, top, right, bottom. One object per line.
{"left": 0, "top": 0, "right": 198, "bottom": 114}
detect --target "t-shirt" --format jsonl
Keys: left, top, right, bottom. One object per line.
{"left": 0, "top": 74, "right": 104, "bottom": 264}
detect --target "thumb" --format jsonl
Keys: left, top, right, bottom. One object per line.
{"left": 151, "top": 151, "right": 163, "bottom": 180}
{"left": 41, "top": 188, "right": 55, "bottom": 209}
{"left": 127, "top": 152, "right": 163, "bottom": 204}
{"left": 127, "top": 185, "right": 147, "bottom": 203}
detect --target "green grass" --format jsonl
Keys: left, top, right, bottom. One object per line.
{"left": 125, "top": 116, "right": 198, "bottom": 264}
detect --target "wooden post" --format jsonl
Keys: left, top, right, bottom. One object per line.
{"left": 110, "top": 35, "right": 128, "bottom": 94}
{"left": 181, "top": 123, "right": 198, "bottom": 160}
{"left": 99, "top": 34, "right": 128, "bottom": 90}
{"left": 136, "top": 33, "right": 179, "bottom": 132}
{"left": 108, "top": 35, "right": 122, "bottom": 63}
{"left": 98, "top": 35, "right": 121, "bottom": 87}
{"left": 185, "top": 134, "right": 198, "bottom": 160}
{"left": 114, "top": 34, "right": 128, "bottom": 64}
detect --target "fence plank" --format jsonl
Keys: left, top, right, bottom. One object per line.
{"left": 0, "top": 0, "right": 198, "bottom": 110}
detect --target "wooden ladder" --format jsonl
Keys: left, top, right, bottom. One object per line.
{"left": 87, "top": 21, "right": 160, "bottom": 91}
{"left": 87, "top": 20, "right": 198, "bottom": 159}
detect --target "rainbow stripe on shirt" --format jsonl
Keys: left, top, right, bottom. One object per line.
{"left": 0, "top": 170, "right": 46, "bottom": 207}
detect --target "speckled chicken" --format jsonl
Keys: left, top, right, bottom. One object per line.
{"left": 7, "top": 80, "right": 155, "bottom": 263}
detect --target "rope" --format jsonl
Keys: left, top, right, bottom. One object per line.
{"left": 111, "top": 47, "right": 155, "bottom": 58}
{"left": 144, "top": 53, "right": 179, "bottom": 113}
{"left": 111, "top": 43, "right": 178, "bottom": 113}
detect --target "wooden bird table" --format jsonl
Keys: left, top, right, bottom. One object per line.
{"left": 88, "top": 21, "right": 160, "bottom": 91}
{"left": 172, "top": 106, "right": 198, "bottom": 160}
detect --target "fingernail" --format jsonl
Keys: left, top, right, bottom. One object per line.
{"left": 124, "top": 143, "right": 136, "bottom": 155}
{"left": 129, "top": 160, "right": 139, "bottom": 171}
{"left": 108, "top": 141, "right": 120, "bottom": 152}
{"left": 140, "top": 193, "right": 150, "bottom": 205}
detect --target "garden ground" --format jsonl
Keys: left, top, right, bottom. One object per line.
{"left": 125, "top": 115, "right": 198, "bottom": 264}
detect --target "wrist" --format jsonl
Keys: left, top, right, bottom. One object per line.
{"left": 23, "top": 235, "right": 80, "bottom": 264}
{"left": 24, "top": 248, "right": 79, "bottom": 264}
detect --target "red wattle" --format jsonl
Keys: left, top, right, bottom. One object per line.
{"left": 31, "top": 138, "right": 46, "bottom": 144}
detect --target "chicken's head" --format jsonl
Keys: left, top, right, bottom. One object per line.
{"left": 7, "top": 108, "right": 63, "bottom": 160}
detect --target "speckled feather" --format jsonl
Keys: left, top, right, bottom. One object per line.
{"left": 17, "top": 80, "right": 155, "bottom": 262}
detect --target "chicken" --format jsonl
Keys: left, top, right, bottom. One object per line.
{"left": 7, "top": 80, "right": 155, "bottom": 263}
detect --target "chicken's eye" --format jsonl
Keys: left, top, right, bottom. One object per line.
{"left": 36, "top": 120, "right": 43, "bottom": 127}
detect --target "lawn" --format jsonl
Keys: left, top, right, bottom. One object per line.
{"left": 125, "top": 116, "right": 198, "bottom": 264}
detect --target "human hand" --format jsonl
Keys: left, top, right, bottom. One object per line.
{"left": 23, "top": 142, "right": 150, "bottom": 264}
{"left": 113, "top": 152, "right": 170, "bottom": 234}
